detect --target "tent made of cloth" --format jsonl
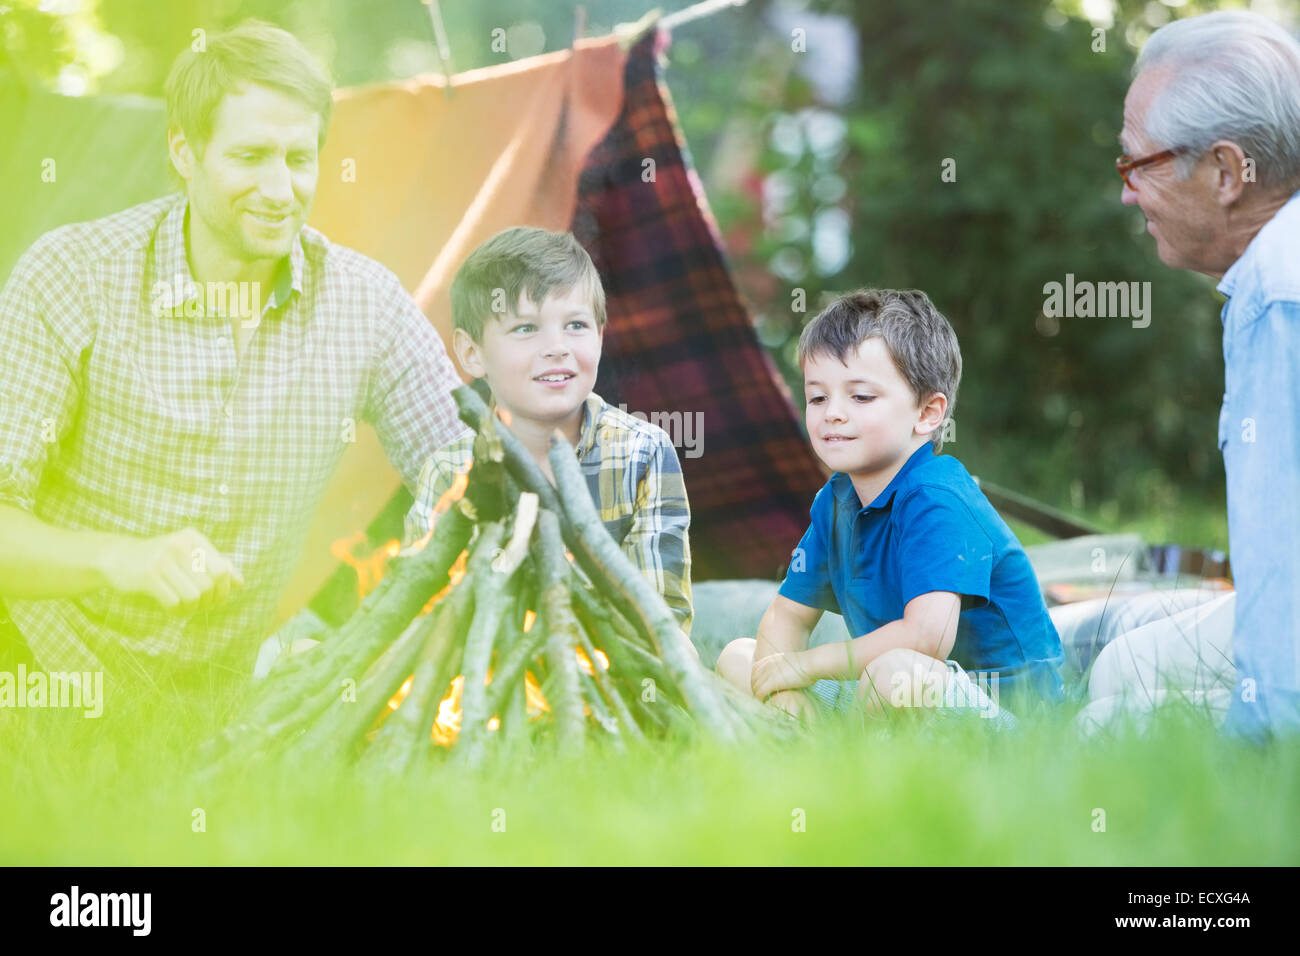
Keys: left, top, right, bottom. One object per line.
{"left": 0, "top": 29, "right": 826, "bottom": 627}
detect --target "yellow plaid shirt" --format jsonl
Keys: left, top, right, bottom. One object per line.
{"left": 403, "top": 393, "right": 693, "bottom": 634}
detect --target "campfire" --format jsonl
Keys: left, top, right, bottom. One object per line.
{"left": 202, "top": 386, "right": 787, "bottom": 776}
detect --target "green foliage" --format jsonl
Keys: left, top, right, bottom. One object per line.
{"left": 0, "top": 0, "right": 95, "bottom": 88}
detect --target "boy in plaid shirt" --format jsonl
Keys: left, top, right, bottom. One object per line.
{"left": 403, "top": 227, "right": 694, "bottom": 634}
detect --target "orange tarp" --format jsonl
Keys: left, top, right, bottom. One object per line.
{"left": 276, "top": 37, "right": 627, "bottom": 624}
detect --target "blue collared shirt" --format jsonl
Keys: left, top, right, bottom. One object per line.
{"left": 1216, "top": 189, "right": 1300, "bottom": 739}
{"left": 778, "top": 443, "right": 1064, "bottom": 703}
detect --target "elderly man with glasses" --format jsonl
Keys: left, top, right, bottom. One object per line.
{"left": 1084, "top": 11, "right": 1300, "bottom": 742}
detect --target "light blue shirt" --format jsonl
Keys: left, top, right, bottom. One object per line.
{"left": 1216, "top": 189, "right": 1300, "bottom": 739}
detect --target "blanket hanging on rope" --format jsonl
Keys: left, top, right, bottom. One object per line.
{"left": 571, "top": 30, "right": 825, "bottom": 580}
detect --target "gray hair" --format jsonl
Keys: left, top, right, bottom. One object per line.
{"left": 797, "top": 289, "right": 961, "bottom": 453}
{"left": 1135, "top": 11, "right": 1300, "bottom": 191}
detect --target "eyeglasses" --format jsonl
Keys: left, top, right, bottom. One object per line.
{"left": 1115, "top": 147, "right": 1186, "bottom": 190}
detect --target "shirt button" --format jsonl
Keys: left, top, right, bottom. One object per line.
{"left": 218, "top": 483, "right": 229, "bottom": 496}
{"left": 223, "top": 403, "right": 233, "bottom": 419}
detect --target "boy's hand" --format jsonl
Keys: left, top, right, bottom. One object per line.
{"left": 751, "top": 650, "right": 814, "bottom": 700}
{"left": 767, "top": 689, "right": 817, "bottom": 722}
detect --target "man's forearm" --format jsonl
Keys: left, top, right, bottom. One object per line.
{"left": 0, "top": 503, "right": 122, "bottom": 599}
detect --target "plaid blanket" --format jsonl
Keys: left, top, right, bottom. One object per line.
{"left": 571, "top": 32, "right": 826, "bottom": 580}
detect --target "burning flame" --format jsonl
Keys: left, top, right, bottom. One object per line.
{"left": 423, "top": 644, "right": 605, "bottom": 745}
{"left": 334, "top": 467, "right": 472, "bottom": 609}
{"left": 383, "top": 610, "right": 596, "bottom": 746}
{"left": 576, "top": 647, "right": 610, "bottom": 675}
{"left": 361, "top": 442, "right": 616, "bottom": 750}
{"left": 330, "top": 533, "right": 401, "bottom": 599}
{"left": 420, "top": 549, "right": 469, "bottom": 614}
{"left": 388, "top": 675, "right": 414, "bottom": 710}
{"left": 404, "top": 469, "right": 471, "bottom": 557}
{"left": 431, "top": 675, "right": 465, "bottom": 746}
{"left": 428, "top": 669, "right": 550, "bottom": 747}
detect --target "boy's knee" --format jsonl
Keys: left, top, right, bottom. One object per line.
{"left": 862, "top": 647, "right": 931, "bottom": 683}
{"left": 859, "top": 648, "right": 945, "bottom": 705}
{"left": 719, "top": 637, "right": 756, "bottom": 659}
{"left": 715, "top": 638, "right": 756, "bottom": 689}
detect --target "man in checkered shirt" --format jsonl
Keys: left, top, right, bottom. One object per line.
{"left": 0, "top": 22, "right": 468, "bottom": 690}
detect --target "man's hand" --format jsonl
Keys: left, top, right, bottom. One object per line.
{"left": 766, "top": 688, "right": 817, "bottom": 722}
{"left": 100, "top": 528, "right": 244, "bottom": 614}
{"left": 751, "top": 650, "right": 814, "bottom": 700}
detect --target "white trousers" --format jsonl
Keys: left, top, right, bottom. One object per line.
{"left": 1051, "top": 589, "right": 1237, "bottom": 734}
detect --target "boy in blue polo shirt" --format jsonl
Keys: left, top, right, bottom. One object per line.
{"left": 716, "top": 289, "right": 1063, "bottom": 725}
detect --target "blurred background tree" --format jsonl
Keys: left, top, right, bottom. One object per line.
{"left": 4, "top": 0, "right": 1296, "bottom": 549}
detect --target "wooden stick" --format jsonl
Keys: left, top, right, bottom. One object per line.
{"left": 494, "top": 492, "right": 538, "bottom": 572}
{"left": 499, "top": 587, "right": 536, "bottom": 748}
{"left": 569, "top": 569, "right": 655, "bottom": 652}
{"left": 468, "top": 410, "right": 509, "bottom": 522}
{"left": 578, "top": 669, "right": 626, "bottom": 752}
{"left": 450, "top": 498, "right": 537, "bottom": 767}
{"left": 203, "top": 505, "right": 473, "bottom": 765}
{"left": 456, "top": 387, "right": 657, "bottom": 654}
{"left": 455, "top": 386, "right": 564, "bottom": 515}
{"left": 661, "top": 0, "right": 748, "bottom": 31}
{"left": 537, "top": 510, "right": 586, "bottom": 757}
{"left": 546, "top": 432, "right": 742, "bottom": 742}
{"left": 453, "top": 522, "right": 518, "bottom": 768}
{"left": 484, "top": 606, "right": 549, "bottom": 720}
{"left": 422, "top": 0, "right": 455, "bottom": 95}
{"left": 362, "top": 543, "right": 483, "bottom": 774}
{"left": 574, "top": 617, "right": 645, "bottom": 742}
{"left": 503, "top": 670, "right": 529, "bottom": 747}
{"left": 288, "top": 604, "right": 438, "bottom": 764}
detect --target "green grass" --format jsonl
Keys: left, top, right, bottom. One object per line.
{"left": 2, "top": 685, "right": 1296, "bottom": 865}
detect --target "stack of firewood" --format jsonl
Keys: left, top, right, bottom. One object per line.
{"left": 200, "top": 386, "right": 789, "bottom": 776}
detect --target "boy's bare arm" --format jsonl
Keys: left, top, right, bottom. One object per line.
{"left": 754, "top": 593, "right": 822, "bottom": 660}
{"left": 802, "top": 590, "right": 962, "bottom": 683}
{"left": 749, "top": 594, "right": 823, "bottom": 712}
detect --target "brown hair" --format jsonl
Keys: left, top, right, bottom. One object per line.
{"left": 163, "top": 20, "right": 333, "bottom": 156}
{"left": 451, "top": 227, "right": 607, "bottom": 342}
{"left": 797, "top": 289, "right": 962, "bottom": 452}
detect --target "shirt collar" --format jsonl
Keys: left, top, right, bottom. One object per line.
{"left": 152, "top": 193, "right": 303, "bottom": 314}
{"left": 1217, "top": 188, "right": 1300, "bottom": 300}
{"left": 573, "top": 393, "right": 607, "bottom": 458}
{"left": 831, "top": 442, "right": 936, "bottom": 513}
